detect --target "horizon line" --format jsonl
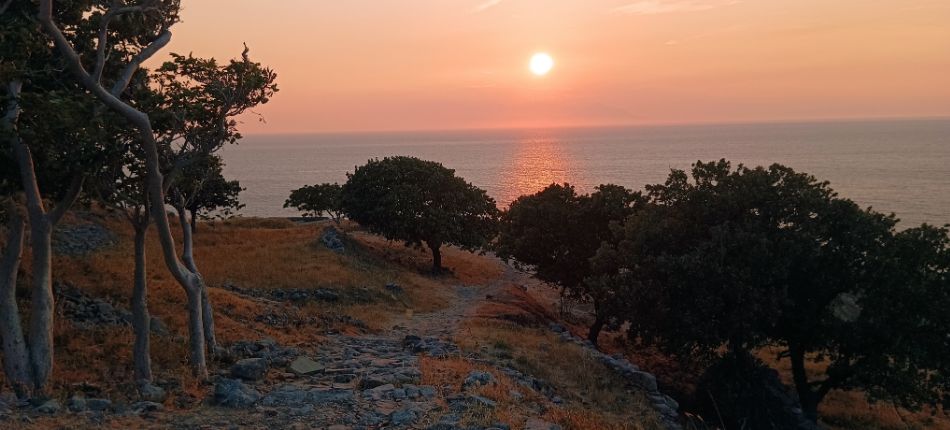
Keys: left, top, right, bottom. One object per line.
{"left": 242, "top": 114, "right": 950, "bottom": 137}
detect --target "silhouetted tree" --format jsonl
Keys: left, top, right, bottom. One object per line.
{"left": 496, "top": 183, "right": 642, "bottom": 346}
{"left": 341, "top": 156, "right": 499, "bottom": 272}
{"left": 594, "top": 160, "right": 950, "bottom": 423}
{"left": 284, "top": 183, "right": 344, "bottom": 225}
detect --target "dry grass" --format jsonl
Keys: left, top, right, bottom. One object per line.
{"left": 0, "top": 212, "right": 500, "bottom": 404}
{"left": 757, "top": 350, "right": 950, "bottom": 430}
{"left": 455, "top": 317, "right": 665, "bottom": 430}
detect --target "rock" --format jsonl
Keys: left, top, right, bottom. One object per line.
{"left": 462, "top": 370, "right": 494, "bottom": 390}
{"left": 321, "top": 227, "right": 346, "bottom": 253}
{"left": 86, "top": 398, "right": 112, "bottom": 412}
{"left": 138, "top": 382, "right": 167, "bottom": 402}
{"left": 525, "top": 418, "right": 561, "bottom": 430}
{"left": 211, "top": 378, "right": 261, "bottom": 408}
{"left": 391, "top": 408, "right": 418, "bottom": 426}
{"left": 231, "top": 357, "right": 268, "bottom": 381}
{"left": 288, "top": 356, "right": 324, "bottom": 375}
{"left": 130, "top": 401, "right": 164, "bottom": 414}
{"left": 67, "top": 395, "right": 86, "bottom": 412}
{"left": 629, "top": 371, "right": 658, "bottom": 392}
{"left": 35, "top": 399, "right": 61, "bottom": 414}
{"left": 312, "top": 289, "right": 340, "bottom": 302}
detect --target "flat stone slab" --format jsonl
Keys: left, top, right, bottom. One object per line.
{"left": 289, "top": 356, "right": 325, "bottom": 375}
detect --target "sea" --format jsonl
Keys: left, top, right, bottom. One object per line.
{"left": 220, "top": 118, "right": 950, "bottom": 228}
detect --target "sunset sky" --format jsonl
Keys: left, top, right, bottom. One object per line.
{"left": 161, "top": 0, "right": 950, "bottom": 133}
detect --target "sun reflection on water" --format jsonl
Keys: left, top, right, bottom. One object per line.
{"left": 496, "top": 137, "right": 585, "bottom": 206}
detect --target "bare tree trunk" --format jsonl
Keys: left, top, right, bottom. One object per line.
{"left": 587, "top": 313, "right": 606, "bottom": 348}
{"left": 428, "top": 240, "right": 443, "bottom": 273}
{"left": 175, "top": 205, "right": 216, "bottom": 353}
{"left": 131, "top": 218, "right": 152, "bottom": 382}
{"left": 0, "top": 204, "right": 33, "bottom": 397}
{"left": 190, "top": 211, "right": 197, "bottom": 234}
{"left": 38, "top": 5, "right": 209, "bottom": 378}
{"left": 26, "top": 219, "right": 54, "bottom": 393}
{"left": 185, "top": 286, "right": 207, "bottom": 377}
{"left": 789, "top": 343, "right": 820, "bottom": 423}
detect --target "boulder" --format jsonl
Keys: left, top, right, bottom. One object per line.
{"left": 211, "top": 378, "right": 261, "bottom": 408}
{"left": 462, "top": 370, "right": 494, "bottom": 390}
{"left": 321, "top": 227, "right": 345, "bottom": 253}
{"left": 35, "top": 399, "right": 61, "bottom": 414}
{"left": 138, "top": 382, "right": 167, "bottom": 402}
{"left": 629, "top": 371, "right": 658, "bottom": 392}
{"left": 288, "top": 356, "right": 324, "bottom": 376}
{"left": 231, "top": 357, "right": 268, "bottom": 381}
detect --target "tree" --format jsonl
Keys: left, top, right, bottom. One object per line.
{"left": 2, "top": 0, "right": 125, "bottom": 395}
{"left": 37, "top": 0, "right": 220, "bottom": 378}
{"left": 341, "top": 156, "right": 499, "bottom": 272}
{"left": 284, "top": 183, "right": 344, "bottom": 225}
{"left": 496, "top": 183, "right": 642, "bottom": 346}
{"left": 176, "top": 155, "right": 244, "bottom": 232}
{"left": 594, "top": 159, "right": 950, "bottom": 423}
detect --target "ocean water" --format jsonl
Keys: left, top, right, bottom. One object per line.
{"left": 221, "top": 119, "right": 950, "bottom": 227}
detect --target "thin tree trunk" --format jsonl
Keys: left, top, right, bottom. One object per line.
{"left": 131, "top": 218, "right": 152, "bottom": 382}
{"left": 190, "top": 210, "right": 197, "bottom": 234}
{"left": 185, "top": 286, "right": 207, "bottom": 377}
{"left": 587, "top": 311, "right": 606, "bottom": 348}
{"left": 176, "top": 205, "right": 216, "bottom": 353}
{"left": 789, "top": 343, "right": 820, "bottom": 423}
{"left": 428, "top": 240, "right": 442, "bottom": 273}
{"left": 27, "top": 219, "right": 54, "bottom": 393}
{"left": 0, "top": 205, "right": 33, "bottom": 397}
{"left": 38, "top": 9, "right": 209, "bottom": 378}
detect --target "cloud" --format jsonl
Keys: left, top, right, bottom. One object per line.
{"left": 614, "top": 0, "right": 739, "bottom": 15}
{"left": 472, "top": 0, "right": 503, "bottom": 13}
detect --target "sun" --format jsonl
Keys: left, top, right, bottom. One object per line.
{"left": 529, "top": 52, "right": 554, "bottom": 76}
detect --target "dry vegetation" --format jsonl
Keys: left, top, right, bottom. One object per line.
{"left": 0, "top": 211, "right": 497, "bottom": 406}
{"left": 1, "top": 212, "right": 947, "bottom": 429}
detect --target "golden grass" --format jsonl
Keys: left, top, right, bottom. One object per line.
{"left": 455, "top": 318, "right": 665, "bottom": 430}
{"left": 0, "top": 212, "right": 502, "bottom": 403}
{"left": 758, "top": 350, "right": 950, "bottom": 430}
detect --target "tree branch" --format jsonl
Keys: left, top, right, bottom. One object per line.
{"left": 110, "top": 29, "right": 172, "bottom": 96}
{"left": 48, "top": 175, "right": 84, "bottom": 225}
{"left": 0, "top": 0, "right": 13, "bottom": 16}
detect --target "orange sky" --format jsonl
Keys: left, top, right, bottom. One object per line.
{"left": 160, "top": 0, "right": 950, "bottom": 133}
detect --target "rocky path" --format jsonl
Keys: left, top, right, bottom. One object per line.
{"left": 172, "top": 268, "right": 533, "bottom": 430}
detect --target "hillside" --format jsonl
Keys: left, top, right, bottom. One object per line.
{"left": 0, "top": 212, "right": 946, "bottom": 429}
{"left": 0, "top": 212, "right": 671, "bottom": 429}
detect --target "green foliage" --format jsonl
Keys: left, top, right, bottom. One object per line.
{"left": 341, "top": 156, "right": 499, "bottom": 271}
{"left": 495, "top": 183, "right": 642, "bottom": 343}
{"left": 284, "top": 183, "right": 343, "bottom": 223}
{"left": 593, "top": 159, "right": 950, "bottom": 419}
{"left": 176, "top": 155, "right": 244, "bottom": 221}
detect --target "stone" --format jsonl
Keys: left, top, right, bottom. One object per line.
{"left": 85, "top": 398, "right": 111, "bottom": 412}
{"left": 212, "top": 378, "right": 261, "bottom": 408}
{"left": 138, "top": 382, "right": 167, "bottom": 402}
{"left": 391, "top": 408, "right": 417, "bottom": 426}
{"left": 288, "top": 356, "right": 324, "bottom": 375}
{"left": 36, "top": 399, "right": 61, "bottom": 414}
{"left": 231, "top": 357, "right": 268, "bottom": 381}
{"left": 130, "top": 401, "right": 164, "bottom": 413}
{"left": 463, "top": 370, "right": 494, "bottom": 390}
{"left": 629, "top": 371, "right": 658, "bottom": 392}
{"left": 525, "top": 418, "right": 561, "bottom": 430}
{"left": 321, "top": 227, "right": 346, "bottom": 253}
{"left": 66, "top": 395, "right": 86, "bottom": 412}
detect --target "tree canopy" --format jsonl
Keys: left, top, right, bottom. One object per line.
{"left": 592, "top": 160, "right": 950, "bottom": 422}
{"left": 284, "top": 182, "right": 343, "bottom": 224}
{"left": 496, "top": 183, "right": 642, "bottom": 344}
{"left": 341, "top": 156, "right": 499, "bottom": 272}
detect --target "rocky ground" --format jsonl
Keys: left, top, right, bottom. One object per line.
{"left": 1, "top": 226, "right": 679, "bottom": 430}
